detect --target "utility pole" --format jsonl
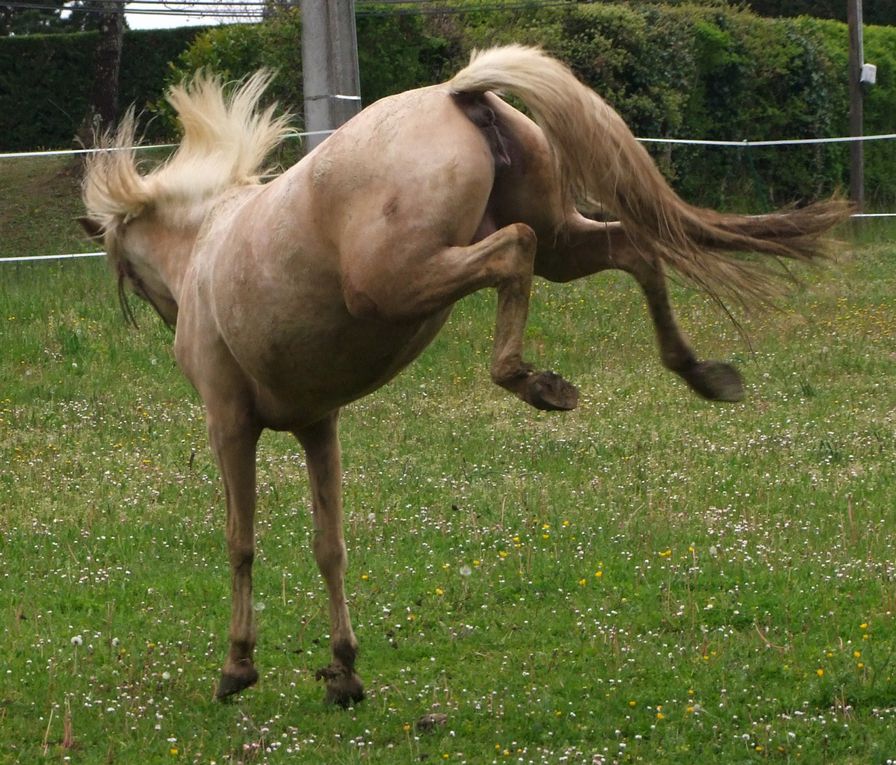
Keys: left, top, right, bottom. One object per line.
{"left": 847, "top": 0, "right": 864, "bottom": 213}
{"left": 300, "top": 0, "right": 361, "bottom": 152}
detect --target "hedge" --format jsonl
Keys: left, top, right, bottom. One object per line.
{"left": 161, "top": 3, "right": 896, "bottom": 208}
{"left": 0, "top": 26, "right": 205, "bottom": 151}
{"left": 3, "top": 4, "right": 895, "bottom": 207}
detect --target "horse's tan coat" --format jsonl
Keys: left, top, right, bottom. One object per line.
{"left": 81, "top": 46, "right": 849, "bottom": 704}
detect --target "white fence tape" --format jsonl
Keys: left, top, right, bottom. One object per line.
{"left": 0, "top": 252, "right": 105, "bottom": 263}
{"left": 0, "top": 128, "right": 335, "bottom": 160}
{"left": 2, "top": 130, "right": 893, "bottom": 264}
{"left": 639, "top": 132, "right": 896, "bottom": 148}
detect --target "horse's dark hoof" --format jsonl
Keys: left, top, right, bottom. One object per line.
{"left": 316, "top": 665, "right": 365, "bottom": 708}
{"left": 215, "top": 666, "right": 259, "bottom": 700}
{"left": 682, "top": 361, "right": 745, "bottom": 402}
{"left": 527, "top": 371, "right": 579, "bottom": 411}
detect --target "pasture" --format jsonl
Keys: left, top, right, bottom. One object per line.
{"left": 2, "top": 156, "right": 896, "bottom": 764}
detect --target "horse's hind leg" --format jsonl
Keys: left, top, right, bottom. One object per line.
{"left": 536, "top": 215, "right": 744, "bottom": 402}
{"left": 294, "top": 413, "right": 364, "bottom": 707}
{"left": 343, "top": 223, "right": 578, "bottom": 411}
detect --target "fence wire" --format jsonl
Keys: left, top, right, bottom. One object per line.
{"left": 2, "top": 130, "right": 893, "bottom": 264}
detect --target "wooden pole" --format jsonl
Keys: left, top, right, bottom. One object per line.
{"left": 300, "top": 0, "right": 361, "bottom": 152}
{"left": 847, "top": 0, "right": 864, "bottom": 213}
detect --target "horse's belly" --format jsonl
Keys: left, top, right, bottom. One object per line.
{"left": 237, "top": 310, "right": 451, "bottom": 429}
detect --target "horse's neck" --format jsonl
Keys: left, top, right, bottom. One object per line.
{"left": 126, "top": 214, "right": 202, "bottom": 321}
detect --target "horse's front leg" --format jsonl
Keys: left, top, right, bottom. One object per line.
{"left": 208, "top": 407, "right": 263, "bottom": 699}
{"left": 294, "top": 412, "right": 364, "bottom": 707}
{"left": 536, "top": 214, "right": 744, "bottom": 402}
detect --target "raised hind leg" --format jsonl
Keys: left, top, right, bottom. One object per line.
{"left": 342, "top": 222, "right": 578, "bottom": 410}
{"left": 294, "top": 412, "right": 364, "bottom": 707}
{"left": 536, "top": 214, "right": 744, "bottom": 402}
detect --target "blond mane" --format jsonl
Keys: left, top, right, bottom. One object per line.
{"left": 82, "top": 70, "right": 293, "bottom": 234}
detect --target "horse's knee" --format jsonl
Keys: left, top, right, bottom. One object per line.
{"left": 313, "top": 533, "right": 347, "bottom": 577}
{"left": 227, "top": 543, "right": 255, "bottom": 572}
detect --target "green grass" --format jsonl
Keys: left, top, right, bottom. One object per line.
{"left": 2, "top": 160, "right": 896, "bottom": 764}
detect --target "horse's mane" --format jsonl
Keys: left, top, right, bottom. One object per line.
{"left": 82, "top": 70, "right": 293, "bottom": 234}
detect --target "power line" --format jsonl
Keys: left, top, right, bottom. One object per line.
{"left": 2, "top": 1, "right": 265, "bottom": 17}
{"left": 3, "top": 0, "right": 582, "bottom": 18}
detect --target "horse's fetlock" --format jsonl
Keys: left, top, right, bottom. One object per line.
{"left": 333, "top": 637, "right": 359, "bottom": 671}
{"left": 491, "top": 359, "right": 531, "bottom": 386}
{"left": 662, "top": 350, "right": 697, "bottom": 374}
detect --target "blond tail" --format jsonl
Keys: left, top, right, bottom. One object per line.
{"left": 449, "top": 45, "right": 851, "bottom": 306}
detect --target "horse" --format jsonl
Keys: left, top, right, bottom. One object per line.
{"left": 80, "top": 45, "right": 849, "bottom": 706}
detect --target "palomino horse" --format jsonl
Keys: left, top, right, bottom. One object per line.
{"left": 81, "top": 46, "right": 848, "bottom": 705}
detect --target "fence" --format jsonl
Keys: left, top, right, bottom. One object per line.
{"left": 1, "top": 129, "right": 894, "bottom": 265}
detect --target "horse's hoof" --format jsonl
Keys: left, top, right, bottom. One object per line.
{"left": 215, "top": 666, "right": 259, "bottom": 700}
{"left": 682, "top": 361, "right": 745, "bottom": 402}
{"left": 316, "top": 665, "right": 365, "bottom": 708}
{"left": 527, "top": 371, "right": 579, "bottom": 411}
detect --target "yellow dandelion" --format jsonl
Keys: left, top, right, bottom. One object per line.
{"left": 816, "top": 668, "right": 825, "bottom": 677}
{"left": 578, "top": 578, "right": 587, "bottom": 587}
{"left": 857, "top": 662, "right": 865, "bottom": 669}
{"left": 498, "top": 550, "right": 508, "bottom": 559}
{"left": 594, "top": 570, "right": 603, "bottom": 578}
{"left": 659, "top": 549, "right": 672, "bottom": 558}
{"left": 360, "top": 573, "right": 369, "bottom": 581}
{"left": 435, "top": 587, "right": 445, "bottom": 597}
{"left": 854, "top": 650, "right": 862, "bottom": 659}
{"left": 628, "top": 700, "right": 637, "bottom": 708}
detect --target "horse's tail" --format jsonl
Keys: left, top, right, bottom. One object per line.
{"left": 449, "top": 45, "right": 851, "bottom": 306}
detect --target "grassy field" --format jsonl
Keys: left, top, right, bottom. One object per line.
{"left": 2, "top": 157, "right": 896, "bottom": 764}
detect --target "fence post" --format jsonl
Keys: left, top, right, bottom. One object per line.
{"left": 847, "top": 0, "right": 865, "bottom": 214}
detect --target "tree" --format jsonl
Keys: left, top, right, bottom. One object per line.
{"left": 77, "top": 0, "right": 125, "bottom": 145}
{"left": 1, "top": 0, "right": 118, "bottom": 36}
{"left": 742, "top": 0, "right": 895, "bottom": 26}
{"left": 1, "top": 0, "right": 69, "bottom": 35}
